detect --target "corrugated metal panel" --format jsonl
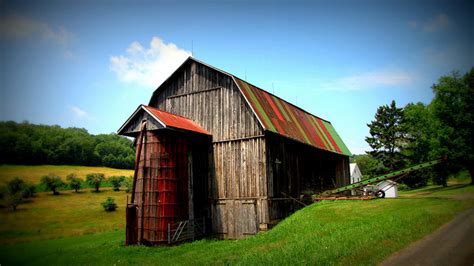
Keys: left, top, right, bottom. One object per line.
{"left": 234, "top": 77, "right": 351, "bottom": 156}
{"left": 143, "top": 106, "right": 211, "bottom": 135}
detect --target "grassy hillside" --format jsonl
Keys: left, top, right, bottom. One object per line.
{"left": 0, "top": 165, "right": 133, "bottom": 184}
{"left": 0, "top": 179, "right": 472, "bottom": 265}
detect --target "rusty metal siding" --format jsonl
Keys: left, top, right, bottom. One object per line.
{"left": 132, "top": 131, "right": 189, "bottom": 244}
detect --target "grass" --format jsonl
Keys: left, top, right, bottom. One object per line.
{"left": 0, "top": 164, "right": 133, "bottom": 185}
{"left": 0, "top": 189, "right": 127, "bottom": 244}
{"left": 0, "top": 167, "right": 473, "bottom": 265}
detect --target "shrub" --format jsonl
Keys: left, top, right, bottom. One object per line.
{"left": 67, "top": 173, "right": 82, "bottom": 192}
{"left": 40, "top": 174, "right": 65, "bottom": 195}
{"left": 108, "top": 176, "right": 125, "bottom": 191}
{"left": 101, "top": 197, "right": 117, "bottom": 212}
{"left": 86, "top": 173, "right": 105, "bottom": 192}
{"left": 121, "top": 176, "right": 134, "bottom": 193}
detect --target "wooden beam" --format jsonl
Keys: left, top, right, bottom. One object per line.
{"left": 166, "top": 86, "right": 223, "bottom": 99}
{"left": 212, "top": 135, "right": 265, "bottom": 144}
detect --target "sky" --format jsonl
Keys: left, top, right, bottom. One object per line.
{"left": 1, "top": 0, "right": 473, "bottom": 154}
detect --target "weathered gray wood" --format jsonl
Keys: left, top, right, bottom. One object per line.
{"left": 126, "top": 59, "right": 351, "bottom": 240}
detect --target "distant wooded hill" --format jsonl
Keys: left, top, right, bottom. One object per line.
{"left": 0, "top": 121, "right": 134, "bottom": 169}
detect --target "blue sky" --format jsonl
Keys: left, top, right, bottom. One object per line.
{"left": 1, "top": 0, "right": 473, "bottom": 154}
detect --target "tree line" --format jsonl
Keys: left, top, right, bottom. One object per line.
{"left": 0, "top": 121, "right": 135, "bottom": 169}
{"left": 354, "top": 68, "right": 473, "bottom": 187}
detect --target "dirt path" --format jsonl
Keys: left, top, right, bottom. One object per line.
{"left": 381, "top": 208, "right": 474, "bottom": 266}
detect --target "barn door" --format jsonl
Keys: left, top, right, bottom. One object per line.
{"left": 236, "top": 200, "right": 257, "bottom": 237}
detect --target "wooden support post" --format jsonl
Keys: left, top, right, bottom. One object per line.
{"left": 138, "top": 126, "right": 147, "bottom": 244}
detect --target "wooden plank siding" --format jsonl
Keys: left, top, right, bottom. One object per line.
{"left": 150, "top": 61, "right": 262, "bottom": 142}
{"left": 265, "top": 133, "right": 350, "bottom": 223}
{"left": 120, "top": 110, "right": 164, "bottom": 135}
{"left": 148, "top": 61, "right": 268, "bottom": 239}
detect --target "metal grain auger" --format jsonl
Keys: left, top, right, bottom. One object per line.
{"left": 313, "top": 157, "right": 447, "bottom": 201}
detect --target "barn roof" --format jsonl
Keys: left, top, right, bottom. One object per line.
{"left": 234, "top": 77, "right": 351, "bottom": 156}
{"left": 149, "top": 57, "right": 351, "bottom": 156}
{"left": 118, "top": 105, "right": 210, "bottom": 136}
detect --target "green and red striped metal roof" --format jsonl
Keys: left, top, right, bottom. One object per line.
{"left": 234, "top": 77, "right": 351, "bottom": 156}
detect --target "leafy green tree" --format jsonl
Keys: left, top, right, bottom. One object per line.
{"left": 86, "top": 173, "right": 105, "bottom": 192}
{"left": 0, "top": 121, "right": 134, "bottom": 168}
{"left": 67, "top": 173, "right": 82, "bottom": 192}
{"left": 3, "top": 178, "right": 35, "bottom": 210}
{"left": 4, "top": 191, "right": 23, "bottom": 211}
{"left": 40, "top": 174, "right": 65, "bottom": 195}
{"left": 353, "top": 154, "right": 380, "bottom": 179}
{"left": 21, "top": 182, "right": 36, "bottom": 198}
{"left": 108, "top": 176, "right": 125, "bottom": 191}
{"left": 7, "top": 177, "right": 26, "bottom": 195}
{"left": 121, "top": 176, "right": 134, "bottom": 193}
{"left": 366, "top": 100, "right": 407, "bottom": 173}
{"left": 400, "top": 103, "right": 436, "bottom": 187}
{"left": 429, "top": 69, "right": 474, "bottom": 185}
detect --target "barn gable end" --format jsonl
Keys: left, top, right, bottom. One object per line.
{"left": 148, "top": 58, "right": 264, "bottom": 142}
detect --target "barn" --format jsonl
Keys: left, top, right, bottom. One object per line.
{"left": 118, "top": 57, "right": 351, "bottom": 245}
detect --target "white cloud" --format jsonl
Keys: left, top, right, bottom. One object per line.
{"left": 408, "top": 13, "right": 451, "bottom": 33}
{"left": 110, "top": 37, "right": 191, "bottom": 88}
{"left": 70, "top": 106, "right": 88, "bottom": 118}
{"left": 0, "top": 14, "right": 74, "bottom": 45}
{"left": 319, "top": 69, "right": 417, "bottom": 91}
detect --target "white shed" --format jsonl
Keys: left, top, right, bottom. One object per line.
{"left": 376, "top": 180, "right": 398, "bottom": 198}
{"left": 349, "top": 163, "right": 363, "bottom": 195}
{"left": 349, "top": 163, "right": 362, "bottom": 184}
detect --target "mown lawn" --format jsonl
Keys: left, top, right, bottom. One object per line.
{"left": 0, "top": 178, "right": 472, "bottom": 265}
{"left": 0, "top": 164, "right": 133, "bottom": 185}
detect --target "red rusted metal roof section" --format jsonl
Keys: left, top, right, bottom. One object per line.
{"left": 234, "top": 77, "right": 351, "bottom": 156}
{"left": 143, "top": 105, "right": 211, "bottom": 135}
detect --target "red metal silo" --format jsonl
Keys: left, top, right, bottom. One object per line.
{"left": 129, "top": 131, "right": 189, "bottom": 245}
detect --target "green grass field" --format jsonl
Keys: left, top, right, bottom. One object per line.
{"left": 0, "top": 165, "right": 473, "bottom": 265}
{"left": 0, "top": 164, "right": 133, "bottom": 185}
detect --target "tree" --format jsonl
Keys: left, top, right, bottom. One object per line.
{"left": 86, "top": 173, "right": 105, "bottom": 192}
{"left": 401, "top": 103, "right": 436, "bottom": 187}
{"left": 108, "top": 176, "right": 125, "bottom": 191}
{"left": 366, "top": 100, "right": 407, "bottom": 173}
{"left": 3, "top": 177, "right": 35, "bottom": 210}
{"left": 121, "top": 176, "right": 134, "bottom": 193}
{"left": 0, "top": 121, "right": 134, "bottom": 168}
{"left": 40, "top": 174, "right": 65, "bottom": 195}
{"left": 353, "top": 154, "right": 380, "bottom": 179}
{"left": 67, "top": 173, "right": 82, "bottom": 192}
{"left": 4, "top": 191, "right": 23, "bottom": 211}
{"left": 429, "top": 68, "right": 474, "bottom": 184}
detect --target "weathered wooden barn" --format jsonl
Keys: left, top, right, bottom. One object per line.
{"left": 118, "top": 57, "right": 351, "bottom": 244}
